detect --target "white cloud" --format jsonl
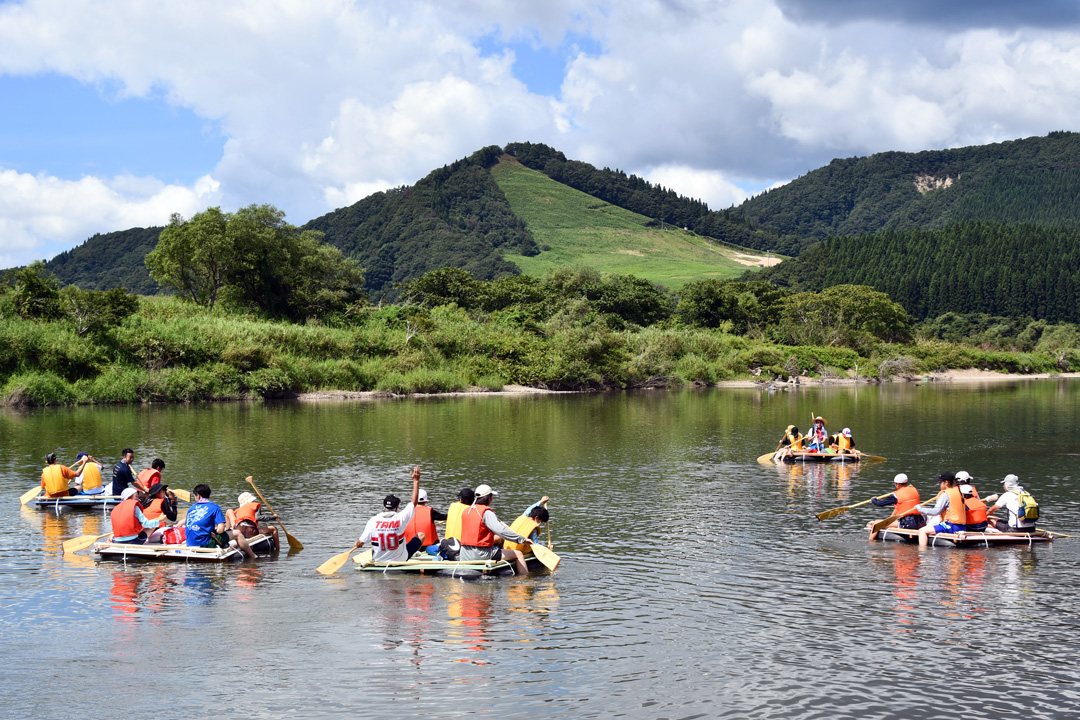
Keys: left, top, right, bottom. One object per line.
{"left": 3, "top": 1, "right": 1080, "bottom": 266}
{"left": 640, "top": 165, "right": 750, "bottom": 210}
{"left": 0, "top": 169, "right": 220, "bottom": 265}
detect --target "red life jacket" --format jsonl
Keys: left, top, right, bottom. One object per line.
{"left": 144, "top": 497, "right": 166, "bottom": 520}
{"left": 459, "top": 505, "right": 495, "bottom": 547}
{"left": 233, "top": 501, "right": 260, "bottom": 527}
{"left": 964, "top": 496, "right": 989, "bottom": 526}
{"left": 893, "top": 485, "right": 921, "bottom": 516}
{"left": 111, "top": 497, "right": 144, "bottom": 537}
{"left": 405, "top": 504, "right": 438, "bottom": 544}
{"left": 136, "top": 468, "right": 159, "bottom": 491}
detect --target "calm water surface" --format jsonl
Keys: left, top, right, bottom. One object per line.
{"left": 2, "top": 382, "right": 1079, "bottom": 719}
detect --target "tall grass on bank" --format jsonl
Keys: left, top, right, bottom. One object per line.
{"left": 2, "top": 295, "right": 1078, "bottom": 406}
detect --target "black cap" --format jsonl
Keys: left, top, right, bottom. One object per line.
{"left": 146, "top": 482, "right": 168, "bottom": 497}
{"left": 383, "top": 494, "right": 400, "bottom": 511}
{"left": 937, "top": 471, "right": 956, "bottom": 484}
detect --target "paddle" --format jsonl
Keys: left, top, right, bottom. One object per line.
{"left": 316, "top": 548, "right": 356, "bottom": 575}
{"left": 63, "top": 532, "right": 113, "bottom": 554}
{"left": 757, "top": 452, "right": 778, "bottom": 464}
{"left": 816, "top": 493, "right": 894, "bottom": 521}
{"left": 172, "top": 488, "right": 191, "bottom": 503}
{"left": 352, "top": 549, "right": 374, "bottom": 566}
{"left": 530, "top": 542, "right": 561, "bottom": 571}
{"left": 870, "top": 512, "right": 906, "bottom": 534}
{"left": 245, "top": 476, "right": 303, "bottom": 551}
{"left": 20, "top": 486, "right": 42, "bottom": 506}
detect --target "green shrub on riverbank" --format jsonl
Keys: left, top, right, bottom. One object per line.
{"left": 2, "top": 284, "right": 1080, "bottom": 406}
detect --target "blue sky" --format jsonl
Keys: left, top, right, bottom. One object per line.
{"left": 0, "top": 0, "right": 1077, "bottom": 267}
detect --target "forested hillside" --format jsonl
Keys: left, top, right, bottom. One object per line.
{"left": 726, "top": 131, "right": 1080, "bottom": 242}
{"left": 754, "top": 222, "right": 1080, "bottom": 322}
{"left": 45, "top": 226, "right": 162, "bottom": 294}
{"left": 305, "top": 146, "right": 534, "bottom": 300}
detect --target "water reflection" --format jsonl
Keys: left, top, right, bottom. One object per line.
{"left": 775, "top": 460, "right": 858, "bottom": 502}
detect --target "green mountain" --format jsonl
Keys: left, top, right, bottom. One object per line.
{"left": 754, "top": 221, "right": 1080, "bottom": 322}
{"left": 45, "top": 226, "right": 162, "bottom": 294}
{"left": 493, "top": 156, "right": 774, "bottom": 288}
{"left": 725, "top": 131, "right": 1080, "bottom": 245}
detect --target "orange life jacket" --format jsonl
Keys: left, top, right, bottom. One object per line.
{"left": 111, "top": 497, "right": 144, "bottom": 537}
{"left": 944, "top": 486, "right": 967, "bottom": 525}
{"left": 144, "top": 497, "right": 166, "bottom": 520}
{"left": 459, "top": 505, "right": 495, "bottom": 547}
{"left": 41, "top": 464, "right": 72, "bottom": 497}
{"left": 136, "top": 468, "right": 159, "bottom": 491}
{"left": 445, "top": 502, "right": 467, "bottom": 540}
{"left": 405, "top": 504, "right": 438, "bottom": 545}
{"left": 964, "top": 496, "right": 989, "bottom": 526}
{"left": 80, "top": 463, "right": 103, "bottom": 491}
{"left": 233, "top": 501, "right": 260, "bottom": 527}
{"left": 893, "top": 485, "right": 921, "bottom": 517}
{"left": 503, "top": 515, "right": 539, "bottom": 553}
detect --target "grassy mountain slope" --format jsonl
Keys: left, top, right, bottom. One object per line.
{"left": 727, "top": 131, "right": 1080, "bottom": 242}
{"left": 493, "top": 157, "right": 775, "bottom": 288}
{"left": 44, "top": 226, "right": 162, "bottom": 294}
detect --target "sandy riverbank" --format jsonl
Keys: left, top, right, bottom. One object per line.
{"left": 293, "top": 371, "right": 1080, "bottom": 401}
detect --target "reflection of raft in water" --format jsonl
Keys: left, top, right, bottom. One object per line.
{"left": 778, "top": 450, "right": 863, "bottom": 464}
{"left": 875, "top": 527, "right": 1054, "bottom": 548}
{"left": 353, "top": 551, "right": 548, "bottom": 578}
{"left": 31, "top": 494, "right": 122, "bottom": 510}
{"left": 94, "top": 534, "right": 276, "bottom": 562}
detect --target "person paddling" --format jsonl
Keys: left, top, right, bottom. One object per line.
{"left": 443, "top": 487, "right": 475, "bottom": 542}
{"left": 776, "top": 426, "right": 802, "bottom": 460}
{"left": 960, "top": 483, "right": 989, "bottom": 532}
{"left": 983, "top": 474, "right": 1039, "bottom": 533}
{"left": 226, "top": 491, "right": 280, "bottom": 550}
{"left": 351, "top": 466, "right": 424, "bottom": 563}
{"left": 185, "top": 483, "right": 258, "bottom": 559}
{"left": 459, "top": 484, "right": 534, "bottom": 575}
{"left": 142, "top": 482, "right": 179, "bottom": 543}
{"left": 502, "top": 496, "right": 551, "bottom": 556}
{"left": 866, "top": 474, "right": 922, "bottom": 540}
{"left": 914, "top": 472, "right": 966, "bottom": 546}
{"left": 41, "top": 452, "right": 88, "bottom": 498}
{"left": 136, "top": 458, "right": 165, "bottom": 493}
{"left": 73, "top": 452, "right": 105, "bottom": 495}
{"left": 806, "top": 416, "right": 829, "bottom": 451}
{"left": 111, "top": 487, "right": 167, "bottom": 545}
{"left": 110, "top": 449, "right": 137, "bottom": 496}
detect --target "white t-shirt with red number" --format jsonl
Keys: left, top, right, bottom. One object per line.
{"left": 359, "top": 504, "right": 416, "bottom": 562}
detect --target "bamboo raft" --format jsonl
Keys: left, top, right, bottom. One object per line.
{"left": 93, "top": 533, "right": 276, "bottom": 562}
{"left": 875, "top": 527, "right": 1054, "bottom": 548}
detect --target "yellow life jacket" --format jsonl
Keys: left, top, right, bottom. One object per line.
{"left": 445, "top": 501, "right": 467, "bottom": 541}
{"left": 503, "top": 515, "right": 540, "bottom": 553}
{"left": 837, "top": 435, "right": 852, "bottom": 451}
{"left": 41, "top": 465, "right": 71, "bottom": 496}
{"left": 80, "top": 463, "right": 103, "bottom": 491}
{"left": 785, "top": 432, "right": 803, "bottom": 451}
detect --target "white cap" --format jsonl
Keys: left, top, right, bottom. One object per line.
{"left": 955, "top": 471, "right": 971, "bottom": 482}
{"left": 474, "top": 484, "right": 498, "bottom": 498}
{"left": 1003, "top": 474, "right": 1020, "bottom": 490}
{"left": 959, "top": 484, "right": 974, "bottom": 496}
{"left": 237, "top": 492, "right": 256, "bottom": 506}
{"left": 893, "top": 473, "right": 909, "bottom": 484}
{"left": 842, "top": 428, "right": 851, "bottom": 436}
{"left": 417, "top": 488, "right": 429, "bottom": 503}
{"left": 120, "top": 487, "right": 138, "bottom": 500}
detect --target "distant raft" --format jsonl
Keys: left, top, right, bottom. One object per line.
{"left": 775, "top": 450, "right": 862, "bottom": 464}
{"left": 93, "top": 533, "right": 276, "bottom": 562}
{"left": 32, "top": 494, "right": 123, "bottom": 511}
{"left": 354, "top": 551, "right": 548, "bottom": 578}
{"left": 875, "top": 527, "right": 1054, "bottom": 548}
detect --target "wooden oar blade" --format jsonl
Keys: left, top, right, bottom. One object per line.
{"left": 316, "top": 549, "right": 353, "bottom": 575}
{"left": 871, "top": 513, "right": 903, "bottom": 533}
{"left": 284, "top": 530, "right": 304, "bottom": 551}
{"left": 862, "top": 455, "right": 887, "bottom": 462}
{"left": 756, "top": 453, "right": 777, "bottom": 464}
{"left": 63, "top": 532, "right": 110, "bottom": 554}
{"left": 352, "top": 549, "right": 374, "bottom": 566}
{"left": 531, "top": 543, "right": 561, "bottom": 571}
{"left": 815, "top": 505, "right": 852, "bottom": 521}
{"left": 20, "top": 486, "right": 41, "bottom": 506}
{"left": 172, "top": 488, "right": 191, "bottom": 502}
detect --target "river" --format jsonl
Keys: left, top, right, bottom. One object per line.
{"left": 2, "top": 381, "right": 1079, "bottom": 719}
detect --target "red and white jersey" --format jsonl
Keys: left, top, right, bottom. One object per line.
{"left": 359, "top": 504, "right": 415, "bottom": 562}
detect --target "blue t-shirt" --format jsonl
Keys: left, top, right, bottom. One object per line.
{"left": 185, "top": 500, "right": 226, "bottom": 547}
